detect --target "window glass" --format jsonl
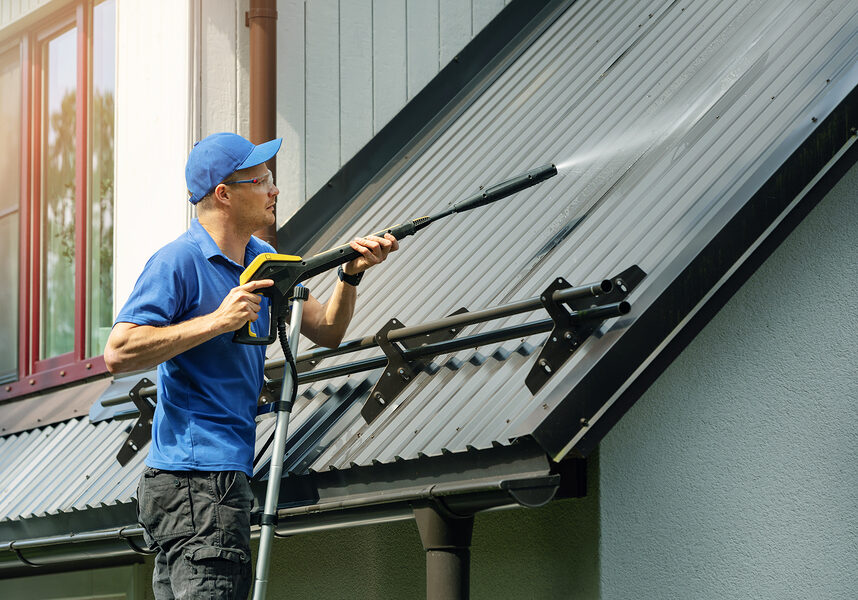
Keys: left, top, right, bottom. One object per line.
{"left": 0, "top": 48, "right": 20, "bottom": 380}
{"left": 41, "top": 27, "right": 78, "bottom": 359}
{"left": 88, "top": 0, "right": 116, "bottom": 355}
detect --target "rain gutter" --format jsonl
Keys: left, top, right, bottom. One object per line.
{"left": 0, "top": 470, "right": 559, "bottom": 578}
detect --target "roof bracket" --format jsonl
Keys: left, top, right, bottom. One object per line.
{"left": 361, "top": 309, "right": 468, "bottom": 424}
{"left": 525, "top": 265, "right": 646, "bottom": 395}
{"left": 116, "top": 377, "right": 156, "bottom": 467}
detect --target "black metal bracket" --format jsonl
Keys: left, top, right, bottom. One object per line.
{"left": 116, "top": 378, "right": 156, "bottom": 466}
{"left": 525, "top": 266, "right": 646, "bottom": 395}
{"left": 361, "top": 309, "right": 467, "bottom": 424}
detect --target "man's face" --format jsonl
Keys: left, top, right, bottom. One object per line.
{"left": 225, "top": 163, "right": 279, "bottom": 232}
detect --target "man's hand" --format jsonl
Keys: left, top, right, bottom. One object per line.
{"left": 211, "top": 279, "right": 275, "bottom": 334}
{"left": 343, "top": 233, "right": 399, "bottom": 275}
{"left": 300, "top": 233, "right": 398, "bottom": 348}
{"left": 104, "top": 278, "right": 275, "bottom": 374}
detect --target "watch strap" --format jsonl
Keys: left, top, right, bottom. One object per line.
{"left": 337, "top": 265, "right": 364, "bottom": 286}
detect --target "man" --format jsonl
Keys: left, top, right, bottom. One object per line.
{"left": 104, "top": 132, "right": 397, "bottom": 599}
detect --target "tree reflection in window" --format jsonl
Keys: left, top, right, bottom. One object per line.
{"left": 42, "top": 27, "right": 77, "bottom": 359}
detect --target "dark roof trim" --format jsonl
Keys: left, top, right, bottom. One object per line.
{"left": 259, "top": 438, "right": 559, "bottom": 512}
{"left": 529, "top": 80, "right": 858, "bottom": 460}
{"left": 0, "top": 502, "right": 137, "bottom": 550}
{"left": 277, "top": 0, "right": 571, "bottom": 255}
{"left": 0, "top": 377, "right": 111, "bottom": 436}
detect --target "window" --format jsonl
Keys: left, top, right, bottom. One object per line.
{"left": 0, "top": 45, "right": 21, "bottom": 383}
{"left": 1, "top": 0, "right": 115, "bottom": 399}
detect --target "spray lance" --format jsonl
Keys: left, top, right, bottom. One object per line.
{"left": 233, "top": 162, "right": 558, "bottom": 346}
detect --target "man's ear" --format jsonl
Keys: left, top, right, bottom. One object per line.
{"left": 212, "top": 182, "right": 232, "bottom": 206}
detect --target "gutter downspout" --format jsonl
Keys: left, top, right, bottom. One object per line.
{"left": 414, "top": 505, "right": 474, "bottom": 600}
{"left": 247, "top": 0, "right": 278, "bottom": 248}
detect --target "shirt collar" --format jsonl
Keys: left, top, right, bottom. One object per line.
{"left": 188, "top": 218, "right": 272, "bottom": 267}
{"left": 188, "top": 218, "right": 225, "bottom": 261}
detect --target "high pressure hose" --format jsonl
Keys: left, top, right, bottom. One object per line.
{"left": 276, "top": 316, "right": 299, "bottom": 409}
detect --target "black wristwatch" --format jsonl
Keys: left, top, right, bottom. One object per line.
{"left": 337, "top": 265, "right": 364, "bottom": 286}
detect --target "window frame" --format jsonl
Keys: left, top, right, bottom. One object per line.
{"left": 1, "top": 1, "right": 112, "bottom": 401}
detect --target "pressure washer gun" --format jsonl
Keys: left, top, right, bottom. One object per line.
{"left": 233, "top": 163, "right": 558, "bottom": 345}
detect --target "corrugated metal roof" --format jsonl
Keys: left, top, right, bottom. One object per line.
{"left": 268, "top": 0, "right": 858, "bottom": 466}
{"left": 2, "top": 0, "right": 857, "bottom": 531}
{"left": 256, "top": 342, "right": 542, "bottom": 474}
{"left": 0, "top": 418, "right": 143, "bottom": 523}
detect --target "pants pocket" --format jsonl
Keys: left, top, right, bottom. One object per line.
{"left": 184, "top": 545, "right": 252, "bottom": 599}
{"left": 210, "top": 472, "right": 253, "bottom": 554}
{"left": 186, "top": 545, "right": 249, "bottom": 567}
{"left": 138, "top": 470, "right": 196, "bottom": 543}
{"left": 213, "top": 471, "right": 254, "bottom": 510}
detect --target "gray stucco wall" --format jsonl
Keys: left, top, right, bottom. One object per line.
{"left": 259, "top": 456, "right": 600, "bottom": 599}
{"left": 599, "top": 161, "right": 858, "bottom": 599}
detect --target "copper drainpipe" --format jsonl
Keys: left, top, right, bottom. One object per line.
{"left": 247, "top": 0, "right": 279, "bottom": 248}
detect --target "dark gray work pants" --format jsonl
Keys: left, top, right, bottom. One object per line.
{"left": 137, "top": 467, "right": 254, "bottom": 600}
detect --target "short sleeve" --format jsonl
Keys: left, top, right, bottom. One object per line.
{"left": 114, "top": 253, "right": 189, "bottom": 327}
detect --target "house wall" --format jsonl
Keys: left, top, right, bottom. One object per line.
{"left": 111, "top": 0, "right": 509, "bottom": 313}
{"left": 274, "top": 0, "right": 510, "bottom": 224}
{"left": 599, "top": 161, "right": 858, "bottom": 598}
{"left": 5, "top": 564, "right": 146, "bottom": 598}
{"left": 113, "top": 0, "right": 195, "bottom": 313}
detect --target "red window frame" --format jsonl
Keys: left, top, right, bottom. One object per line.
{"left": 1, "top": 2, "right": 110, "bottom": 401}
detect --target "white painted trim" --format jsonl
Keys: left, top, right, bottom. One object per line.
{"left": 113, "top": 0, "right": 193, "bottom": 316}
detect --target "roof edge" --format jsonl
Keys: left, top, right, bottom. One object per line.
{"left": 262, "top": 438, "right": 556, "bottom": 510}
{"left": 0, "top": 441, "right": 576, "bottom": 578}
{"left": 0, "top": 502, "right": 137, "bottom": 548}
{"left": 529, "top": 80, "right": 858, "bottom": 459}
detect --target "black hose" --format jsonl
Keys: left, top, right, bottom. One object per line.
{"left": 277, "top": 316, "right": 299, "bottom": 410}
{"left": 252, "top": 314, "right": 301, "bottom": 471}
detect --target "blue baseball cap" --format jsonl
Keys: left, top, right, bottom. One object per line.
{"left": 186, "top": 132, "right": 282, "bottom": 204}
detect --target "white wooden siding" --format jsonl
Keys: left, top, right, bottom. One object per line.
{"left": 200, "top": 0, "right": 250, "bottom": 139}
{"left": 181, "top": 0, "right": 510, "bottom": 228}
{"left": 114, "top": 0, "right": 193, "bottom": 312}
{"left": 275, "top": 0, "right": 510, "bottom": 226}
{"left": 339, "top": 0, "right": 373, "bottom": 161}
{"left": 0, "top": 0, "right": 56, "bottom": 31}
{"left": 305, "top": 0, "right": 341, "bottom": 198}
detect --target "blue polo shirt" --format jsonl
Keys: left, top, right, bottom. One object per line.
{"left": 115, "top": 219, "right": 272, "bottom": 476}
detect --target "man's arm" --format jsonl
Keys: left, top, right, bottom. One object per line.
{"left": 104, "top": 279, "right": 274, "bottom": 374}
{"left": 300, "top": 233, "right": 398, "bottom": 348}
